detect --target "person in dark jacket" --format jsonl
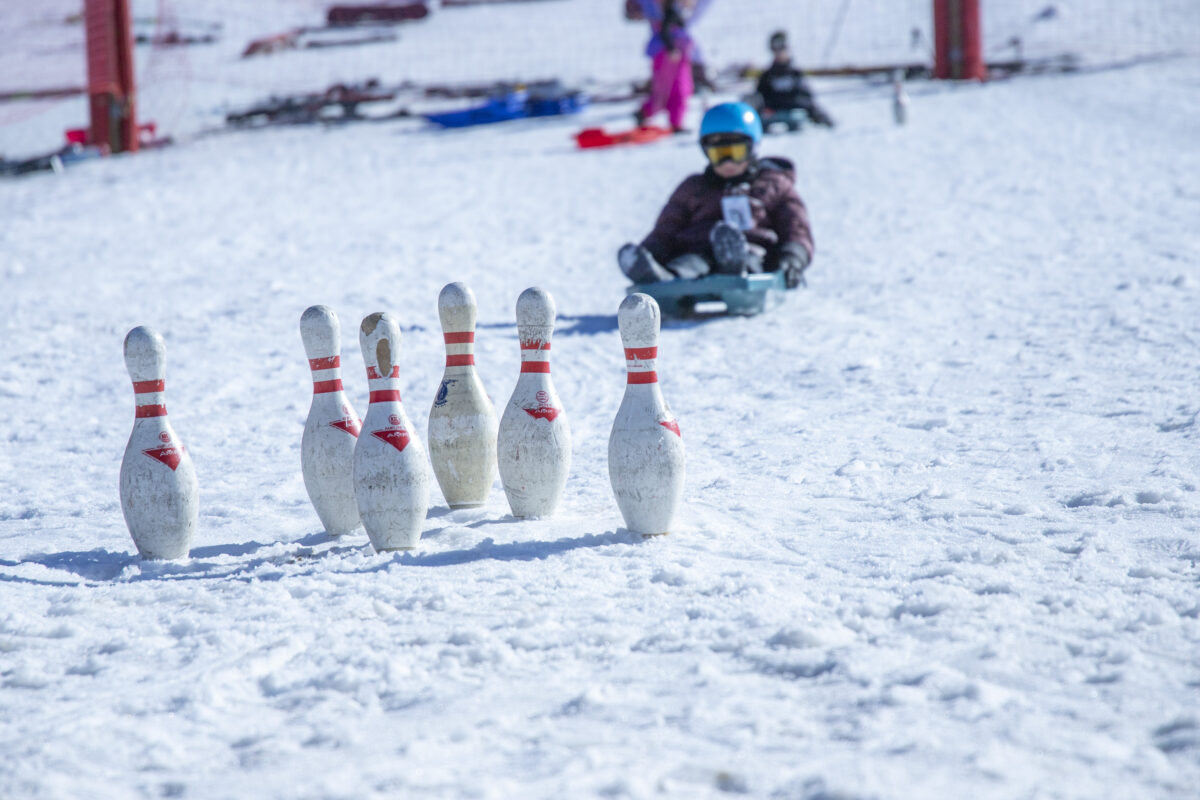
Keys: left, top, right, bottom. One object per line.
{"left": 618, "top": 102, "right": 814, "bottom": 289}
{"left": 752, "top": 30, "right": 834, "bottom": 130}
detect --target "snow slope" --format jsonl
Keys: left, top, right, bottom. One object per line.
{"left": 2, "top": 2, "right": 1199, "bottom": 798}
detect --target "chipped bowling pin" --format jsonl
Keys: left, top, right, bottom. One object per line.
{"left": 428, "top": 282, "right": 498, "bottom": 509}
{"left": 300, "top": 305, "right": 362, "bottom": 535}
{"left": 608, "top": 293, "right": 684, "bottom": 535}
{"left": 497, "top": 287, "right": 571, "bottom": 517}
{"left": 353, "top": 312, "right": 429, "bottom": 551}
{"left": 119, "top": 326, "right": 199, "bottom": 559}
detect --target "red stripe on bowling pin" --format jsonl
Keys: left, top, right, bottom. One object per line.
{"left": 520, "top": 338, "right": 551, "bottom": 374}
{"left": 624, "top": 346, "right": 657, "bottom": 384}
{"left": 312, "top": 379, "right": 344, "bottom": 394}
{"left": 132, "top": 379, "right": 168, "bottom": 415}
{"left": 308, "top": 356, "right": 340, "bottom": 371}
{"left": 443, "top": 329, "right": 476, "bottom": 369}
{"left": 366, "top": 365, "right": 400, "bottom": 379}
{"left": 309, "top": 350, "right": 343, "bottom": 391}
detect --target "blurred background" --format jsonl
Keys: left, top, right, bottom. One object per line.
{"left": 3, "top": 0, "right": 1197, "bottom": 160}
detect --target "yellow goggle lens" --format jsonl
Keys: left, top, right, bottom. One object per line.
{"left": 704, "top": 141, "right": 750, "bottom": 165}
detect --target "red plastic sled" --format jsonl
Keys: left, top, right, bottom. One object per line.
{"left": 575, "top": 125, "right": 673, "bottom": 149}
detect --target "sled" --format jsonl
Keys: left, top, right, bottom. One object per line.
{"left": 527, "top": 92, "right": 588, "bottom": 118}
{"left": 442, "top": 0, "right": 562, "bottom": 5}
{"left": 1, "top": 143, "right": 106, "bottom": 178}
{"left": 575, "top": 125, "right": 673, "bottom": 149}
{"left": 761, "top": 109, "right": 807, "bottom": 133}
{"left": 424, "top": 87, "right": 585, "bottom": 128}
{"left": 327, "top": 2, "right": 430, "bottom": 26}
{"left": 424, "top": 94, "right": 526, "bottom": 127}
{"left": 241, "top": 25, "right": 397, "bottom": 58}
{"left": 628, "top": 272, "right": 788, "bottom": 317}
{"left": 226, "top": 81, "right": 400, "bottom": 127}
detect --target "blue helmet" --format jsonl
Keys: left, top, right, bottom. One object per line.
{"left": 699, "top": 102, "right": 763, "bottom": 145}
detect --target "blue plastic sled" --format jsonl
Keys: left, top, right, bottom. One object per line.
{"left": 762, "top": 108, "right": 807, "bottom": 133}
{"left": 424, "top": 90, "right": 586, "bottom": 128}
{"left": 527, "top": 93, "right": 587, "bottom": 118}
{"left": 628, "top": 272, "right": 788, "bottom": 317}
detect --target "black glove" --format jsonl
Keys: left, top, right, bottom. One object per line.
{"left": 777, "top": 243, "right": 811, "bottom": 289}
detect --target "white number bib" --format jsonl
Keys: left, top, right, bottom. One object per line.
{"left": 721, "top": 195, "right": 754, "bottom": 230}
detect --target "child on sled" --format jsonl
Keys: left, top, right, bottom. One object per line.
{"left": 618, "top": 102, "right": 815, "bottom": 289}
{"left": 750, "top": 30, "right": 835, "bottom": 131}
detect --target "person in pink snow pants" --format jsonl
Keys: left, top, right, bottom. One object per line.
{"left": 634, "top": 0, "right": 713, "bottom": 132}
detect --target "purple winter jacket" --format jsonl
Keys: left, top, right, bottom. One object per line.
{"left": 641, "top": 157, "right": 815, "bottom": 269}
{"left": 636, "top": 0, "right": 713, "bottom": 59}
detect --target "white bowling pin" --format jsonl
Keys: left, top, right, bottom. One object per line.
{"left": 119, "top": 326, "right": 199, "bottom": 559}
{"left": 300, "top": 305, "right": 362, "bottom": 535}
{"left": 428, "top": 282, "right": 499, "bottom": 509}
{"left": 497, "top": 287, "right": 571, "bottom": 518}
{"left": 353, "top": 312, "right": 429, "bottom": 551}
{"left": 608, "top": 293, "right": 684, "bottom": 535}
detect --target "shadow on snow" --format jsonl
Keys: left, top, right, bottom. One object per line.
{"left": 0, "top": 528, "right": 635, "bottom": 585}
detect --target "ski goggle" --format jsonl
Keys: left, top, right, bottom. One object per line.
{"left": 702, "top": 137, "right": 751, "bottom": 165}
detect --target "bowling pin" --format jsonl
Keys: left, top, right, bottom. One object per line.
{"left": 119, "top": 326, "right": 199, "bottom": 559}
{"left": 428, "top": 282, "right": 498, "bottom": 509}
{"left": 300, "top": 305, "right": 362, "bottom": 535}
{"left": 608, "top": 293, "right": 684, "bottom": 535}
{"left": 353, "top": 312, "right": 429, "bottom": 551}
{"left": 497, "top": 287, "right": 571, "bottom": 518}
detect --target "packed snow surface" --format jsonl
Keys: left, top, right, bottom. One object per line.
{"left": 1, "top": 1, "right": 1199, "bottom": 798}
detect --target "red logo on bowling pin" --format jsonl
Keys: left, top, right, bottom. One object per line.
{"left": 524, "top": 389, "right": 561, "bottom": 422}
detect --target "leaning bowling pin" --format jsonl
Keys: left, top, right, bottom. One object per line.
{"left": 353, "top": 312, "right": 429, "bottom": 551}
{"left": 428, "top": 282, "right": 498, "bottom": 509}
{"left": 497, "top": 287, "right": 571, "bottom": 518}
{"left": 608, "top": 293, "right": 684, "bottom": 536}
{"left": 300, "top": 305, "right": 362, "bottom": 535}
{"left": 119, "top": 326, "right": 199, "bottom": 560}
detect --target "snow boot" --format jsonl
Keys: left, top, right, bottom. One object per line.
{"left": 619, "top": 243, "right": 675, "bottom": 284}
{"left": 710, "top": 222, "right": 753, "bottom": 274}
{"left": 666, "top": 253, "right": 711, "bottom": 280}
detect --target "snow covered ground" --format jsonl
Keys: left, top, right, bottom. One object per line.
{"left": 2, "top": 2, "right": 1199, "bottom": 798}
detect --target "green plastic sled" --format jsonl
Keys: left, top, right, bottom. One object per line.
{"left": 628, "top": 272, "right": 788, "bottom": 318}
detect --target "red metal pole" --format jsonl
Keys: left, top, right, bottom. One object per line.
{"left": 959, "top": 0, "right": 986, "bottom": 80}
{"left": 933, "top": 0, "right": 987, "bottom": 81}
{"left": 113, "top": 0, "right": 138, "bottom": 152}
{"left": 84, "top": 0, "right": 138, "bottom": 153}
